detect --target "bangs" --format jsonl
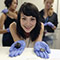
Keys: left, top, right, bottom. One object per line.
{"left": 22, "top": 8, "right": 37, "bottom": 17}
{"left": 20, "top": 2, "right": 39, "bottom": 18}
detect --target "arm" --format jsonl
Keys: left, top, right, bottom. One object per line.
{"left": 9, "top": 22, "right": 26, "bottom": 57}
{"left": 35, "top": 22, "right": 44, "bottom": 42}
{"left": 9, "top": 22, "right": 21, "bottom": 42}
{"left": 48, "top": 13, "right": 58, "bottom": 30}
{"left": 52, "top": 14, "right": 58, "bottom": 30}
{"left": 34, "top": 23, "right": 50, "bottom": 59}
{"left": 0, "top": 13, "right": 9, "bottom": 34}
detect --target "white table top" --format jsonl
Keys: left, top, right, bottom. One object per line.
{"left": 0, "top": 47, "right": 60, "bottom": 60}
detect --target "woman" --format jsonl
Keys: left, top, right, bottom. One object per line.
{"left": 39, "top": 0, "right": 58, "bottom": 42}
{"left": 0, "top": 0, "right": 18, "bottom": 46}
{"left": 9, "top": 2, "right": 50, "bottom": 59}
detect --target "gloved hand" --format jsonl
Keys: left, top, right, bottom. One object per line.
{"left": 34, "top": 41, "right": 50, "bottom": 59}
{"left": 47, "top": 22, "right": 55, "bottom": 28}
{"left": 44, "top": 23, "right": 48, "bottom": 26}
{"left": 6, "top": 28, "right": 10, "bottom": 32}
{"left": 2, "top": 9, "right": 8, "bottom": 14}
{"left": 9, "top": 40, "right": 26, "bottom": 57}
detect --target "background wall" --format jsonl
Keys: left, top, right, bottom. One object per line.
{"left": 0, "top": 0, "right": 58, "bottom": 14}
{"left": 0, "top": 0, "right": 60, "bottom": 48}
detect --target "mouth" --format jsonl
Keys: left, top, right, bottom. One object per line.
{"left": 24, "top": 26, "right": 32, "bottom": 30}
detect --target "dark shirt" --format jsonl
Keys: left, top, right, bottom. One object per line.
{"left": 4, "top": 16, "right": 16, "bottom": 28}
{"left": 3, "top": 15, "right": 16, "bottom": 46}
{"left": 39, "top": 9, "right": 58, "bottom": 32}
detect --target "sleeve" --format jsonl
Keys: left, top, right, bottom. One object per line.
{"left": 48, "top": 13, "right": 58, "bottom": 28}
{"left": 39, "top": 10, "right": 45, "bottom": 23}
{"left": 53, "top": 14, "right": 58, "bottom": 27}
{"left": 45, "top": 13, "right": 58, "bottom": 32}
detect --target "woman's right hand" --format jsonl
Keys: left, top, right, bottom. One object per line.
{"left": 9, "top": 40, "right": 26, "bottom": 57}
{"left": 2, "top": 9, "right": 8, "bottom": 14}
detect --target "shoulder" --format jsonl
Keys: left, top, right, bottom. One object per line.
{"left": 39, "top": 9, "right": 44, "bottom": 14}
{"left": 35, "top": 22, "right": 44, "bottom": 41}
{"left": 39, "top": 22, "right": 44, "bottom": 33}
{"left": 39, "top": 9, "right": 44, "bottom": 12}
{"left": 0, "top": 13, "right": 7, "bottom": 23}
{"left": 0, "top": 13, "right": 7, "bottom": 20}
{"left": 9, "top": 22, "right": 22, "bottom": 41}
{"left": 40, "top": 22, "right": 44, "bottom": 31}
{"left": 9, "top": 22, "right": 16, "bottom": 31}
{"left": 39, "top": 9, "right": 44, "bottom": 16}
{"left": 53, "top": 12, "right": 57, "bottom": 16}
{"left": 49, "top": 12, "right": 57, "bottom": 19}
{"left": 50, "top": 12, "right": 58, "bottom": 20}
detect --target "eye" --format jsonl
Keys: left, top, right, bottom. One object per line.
{"left": 22, "top": 18, "right": 26, "bottom": 20}
{"left": 14, "top": 2, "right": 18, "bottom": 5}
{"left": 16, "top": 3, "right": 18, "bottom": 5}
{"left": 31, "top": 18, "right": 36, "bottom": 21}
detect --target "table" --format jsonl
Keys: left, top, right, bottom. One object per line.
{"left": 0, "top": 47, "right": 60, "bottom": 60}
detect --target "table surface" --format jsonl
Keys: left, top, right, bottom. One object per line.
{"left": 0, "top": 47, "right": 60, "bottom": 60}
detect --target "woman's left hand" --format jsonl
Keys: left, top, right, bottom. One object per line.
{"left": 34, "top": 41, "right": 51, "bottom": 59}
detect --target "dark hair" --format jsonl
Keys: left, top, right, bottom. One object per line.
{"left": 17, "top": 2, "right": 41, "bottom": 41}
{"left": 4, "top": 0, "right": 18, "bottom": 8}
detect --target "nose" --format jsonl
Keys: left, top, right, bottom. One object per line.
{"left": 26, "top": 20, "right": 30, "bottom": 26}
{"left": 16, "top": 5, "right": 17, "bottom": 8}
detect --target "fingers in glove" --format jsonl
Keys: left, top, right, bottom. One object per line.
{"left": 39, "top": 52, "right": 44, "bottom": 58}
{"left": 34, "top": 51, "right": 40, "bottom": 56}
{"left": 9, "top": 50, "right": 17, "bottom": 57}
{"left": 44, "top": 51, "right": 49, "bottom": 58}
{"left": 14, "top": 49, "right": 24, "bottom": 56}
{"left": 46, "top": 45, "right": 51, "bottom": 53}
{"left": 42, "top": 51, "right": 49, "bottom": 58}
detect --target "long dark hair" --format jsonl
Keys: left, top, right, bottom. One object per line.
{"left": 16, "top": 2, "right": 41, "bottom": 41}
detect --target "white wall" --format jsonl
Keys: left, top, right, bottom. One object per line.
{"left": 0, "top": 0, "right": 5, "bottom": 12}
{"left": 0, "top": 0, "right": 58, "bottom": 15}
{"left": 58, "top": 0, "right": 60, "bottom": 24}
{"left": 20, "top": 0, "right": 44, "bottom": 11}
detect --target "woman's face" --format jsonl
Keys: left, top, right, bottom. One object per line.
{"left": 44, "top": 0, "right": 53, "bottom": 10}
{"left": 20, "top": 13, "right": 36, "bottom": 33}
{"left": 9, "top": 0, "right": 18, "bottom": 10}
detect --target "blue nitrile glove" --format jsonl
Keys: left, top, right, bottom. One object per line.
{"left": 9, "top": 40, "right": 26, "bottom": 57}
{"left": 47, "top": 22, "right": 54, "bottom": 28}
{"left": 6, "top": 28, "right": 10, "bottom": 32}
{"left": 2, "top": 9, "right": 8, "bottom": 14}
{"left": 34, "top": 41, "right": 51, "bottom": 59}
{"left": 44, "top": 23, "right": 48, "bottom": 26}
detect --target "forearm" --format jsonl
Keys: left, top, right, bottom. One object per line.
{"left": 0, "top": 29, "right": 8, "bottom": 34}
{"left": 35, "top": 37, "right": 42, "bottom": 42}
{"left": 35, "top": 23, "right": 44, "bottom": 42}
